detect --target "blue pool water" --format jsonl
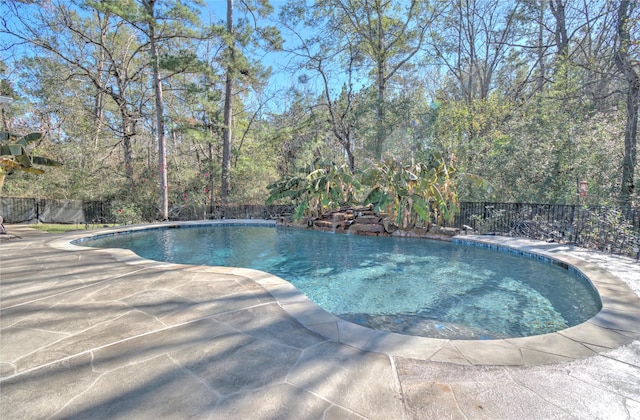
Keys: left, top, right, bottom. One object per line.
{"left": 82, "top": 224, "right": 602, "bottom": 339}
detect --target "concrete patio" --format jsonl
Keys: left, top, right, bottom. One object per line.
{"left": 1, "top": 222, "right": 639, "bottom": 419}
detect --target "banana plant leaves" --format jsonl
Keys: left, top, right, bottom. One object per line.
{"left": 0, "top": 131, "right": 62, "bottom": 193}
{"left": 267, "top": 155, "right": 465, "bottom": 228}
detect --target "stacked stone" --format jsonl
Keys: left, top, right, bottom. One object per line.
{"left": 279, "top": 204, "right": 460, "bottom": 239}
{"left": 312, "top": 204, "right": 389, "bottom": 236}
{"left": 313, "top": 206, "right": 357, "bottom": 233}
{"left": 347, "top": 205, "right": 385, "bottom": 236}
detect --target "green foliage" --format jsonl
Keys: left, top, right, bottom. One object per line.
{"left": 361, "top": 155, "right": 458, "bottom": 228}
{"left": 267, "top": 158, "right": 360, "bottom": 219}
{"left": 169, "top": 168, "right": 211, "bottom": 220}
{"left": 159, "top": 51, "right": 203, "bottom": 73}
{"left": 429, "top": 85, "right": 627, "bottom": 205}
{"left": 113, "top": 201, "right": 143, "bottom": 225}
{"left": 267, "top": 154, "right": 460, "bottom": 228}
{"left": 2, "top": 0, "right": 637, "bottom": 210}
{"left": 0, "top": 131, "right": 62, "bottom": 193}
{"left": 232, "top": 139, "right": 280, "bottom": 204}
{"left": 580, "top": 208, "right": 638, "bottom": 253}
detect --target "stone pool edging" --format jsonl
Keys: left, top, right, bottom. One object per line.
{"left": 51, "top": 220, "right": 640, "bottom": 366}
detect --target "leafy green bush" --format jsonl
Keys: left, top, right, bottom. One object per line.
{"left": 114, "top": 202, "right": 143, "bottom": 225}
{"left": 266, "top": 158, "right": 360, "bottom": 220}
{"left": 361, "top": 155, "right": 459, "bottom": 228}
{"left": 267, "top": 155, "right": 460, "bottom": 228}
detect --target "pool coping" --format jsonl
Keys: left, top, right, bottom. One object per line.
{"left": 51, "top": 220, "right": 640, "bottom": 366}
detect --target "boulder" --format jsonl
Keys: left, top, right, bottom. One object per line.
{"left": 349, "top": 223, "right": 385, "bottom": 236}
{"left": 313, "top": 220, "right": 334, "bottom": 231}
{"left": 278, "top": 205, "right": 459, "bottom": 242}
{"left": 440, "top": 227, "right": 460, "bottom": 236}
{"left": 382, "top": 219, "right": 398, "bottom": 233}
{"left": 355, "top": 215, "right": 381, "bottom": 224}
{"left": 331, "top": 212, "right": 354, "bottom": 222}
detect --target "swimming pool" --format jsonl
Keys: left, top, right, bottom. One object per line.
{"left": 81, "top": 223, "right": 602, "bottom": 340}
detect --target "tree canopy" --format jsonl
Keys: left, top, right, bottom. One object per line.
{"left": 0, "top": 0, "right": 637, "bottom": 219}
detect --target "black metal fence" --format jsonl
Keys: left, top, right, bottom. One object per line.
{"left": 0, "top": 197, "right": 293, "bottom": 225}
{"left": 2, "top": 196, "right": 638, "bottom": 258}
{"left": 0, "top": 198, "right": 113, "bottom": 224}
{"left": 448, "top": 202, "right": 640, "bottom": 259}
{"left": 168, "top": 204, "right": 294, "bottom": 221}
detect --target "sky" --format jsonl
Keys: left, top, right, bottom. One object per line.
{"left": 201, "top": 0, "right": 364, "bottom": 114}
{"left": 202, "top": 0, "right": 314, "bottom": 108}
{"left": 0, "top": 0, "right": 351, "bottom": 113}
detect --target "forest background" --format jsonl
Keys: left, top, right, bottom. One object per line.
{"left": 0, "top": 0, "right": 638, "bottom": 222}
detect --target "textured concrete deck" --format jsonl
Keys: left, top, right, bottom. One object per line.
{"left": 1, "top": 222, "right": 639, "bottom": 419}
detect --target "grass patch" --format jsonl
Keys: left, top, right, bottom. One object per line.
{"left": 30, "top": 223, "right": 119, "bottom": 233}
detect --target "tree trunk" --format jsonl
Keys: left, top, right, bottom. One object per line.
{"left": 346, "top": 131, "right": 355, "bottom": 172}
{"left": 615, "top": 0, "right": 639, "bottom": 204}
{"left": 208, "top": 141, "right": 216, "bottom": 216}
{"left": 375, "top": 6, "right": 385, "bottom": 160}
{"left": 221, "top": 0, "right": 234, "bottom": 203}
{"left": 146, "top": 0, "right": 169, "bottom": 220}
{"left": 113, "top": 88, "right": 136, "bottom": 191}
{"left": 549, "top": 0, "right": 569, "bottom": 58}
{"left": 122, "top": 128, "right": 135, "bottom": 191}
{"left": 92, "top": 13, "right": 108, "bottom": 148}
{"left": 537, "top": 0, "right": 546, "bottom": 91}
{"left": 376, "top": 67, "right": 385, "bottom": 160}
